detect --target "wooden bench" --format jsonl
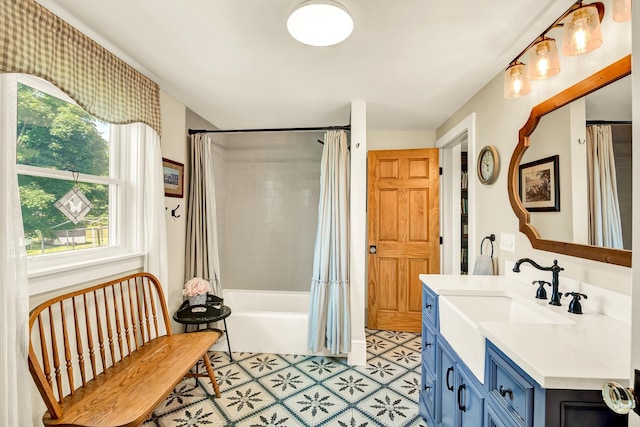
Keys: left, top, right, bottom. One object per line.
{"left": 28, "top": 272, "right": 222, "bottom": 427}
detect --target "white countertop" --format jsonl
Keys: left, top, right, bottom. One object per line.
{"left": 419, "top": 274, "right": 630, "bottom": 390}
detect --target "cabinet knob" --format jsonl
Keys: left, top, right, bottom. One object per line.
{"left": 499, "top": 385, "right": 513, "bottom": 399}
{"left": 424, "top": 341, "right": 432, "bottom": 348}
{"left": 424, "top": 384, "right": 432, "bottom": 391}
{"left": 426, "top": 303, "right": 433, "bottom": 309}
{"left": 602, "top": 382, "right": 638, "bottom": 415}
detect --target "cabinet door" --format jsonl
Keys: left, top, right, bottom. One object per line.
{"left": 437, "top": 342, "right": 457, "bottom": 427}
{"left": 457, "top": 367, "right": 484, "bottom": 427}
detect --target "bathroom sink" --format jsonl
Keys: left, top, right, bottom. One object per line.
{"left": 441, "top": 294, "right": 571, "bottom": 324}
{"left": 438, "top": 292, "right": 572, "bottom": 383}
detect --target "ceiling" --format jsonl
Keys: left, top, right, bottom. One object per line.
{"left": 36, "top": 0, "right": 575, "bottom": 131}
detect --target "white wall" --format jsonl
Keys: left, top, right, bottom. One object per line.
{"left": 159, "top": 90, "right": 188, "bottom": 330}
{"left": 437, "top": 2, "right": 632, "bottom": 295}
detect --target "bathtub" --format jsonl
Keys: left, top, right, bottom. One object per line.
{"left": 210, "top": 289, "right": 327, "bottom": 356}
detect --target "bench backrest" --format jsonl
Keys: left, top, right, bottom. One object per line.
{"left": 28, "top": 272, "right": 172, "bottom": 420}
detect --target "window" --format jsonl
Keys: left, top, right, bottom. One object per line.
{"left": 17, "top": 78, "right": 114, "bottom": 255}
{"left": 3, "top": 74, "right": 145, "bottom": 294}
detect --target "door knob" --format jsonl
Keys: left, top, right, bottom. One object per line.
{"left": 369, "top": 245, "right": 377, "bottom": 254}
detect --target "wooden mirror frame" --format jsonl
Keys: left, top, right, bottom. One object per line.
{"left": 507, "top": 55, "right": 632, "bottom": 267}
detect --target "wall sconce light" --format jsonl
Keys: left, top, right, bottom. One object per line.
{"left": 562, "top": 2, "right": 604, "bottom": 55}
{"left": 504, "top": 62, "right": 531, "bottom": 99}
{"left": 528, "top": 37, "right": 561, "bottom": 80}
{"left": 503, "top": 0, "right": 616, "bottom": 99}
{"left": 613, "top": 0, "right": 632, "bottom": 22}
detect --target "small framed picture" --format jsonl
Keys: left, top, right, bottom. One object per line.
{"left": 519, "top": 155, "right": 559, "bottom": 212}
{"left": 162, "top": 158, "right": 184, "bottom": 198}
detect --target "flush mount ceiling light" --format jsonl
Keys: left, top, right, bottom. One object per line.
{"left": 287, "top": 0, "right": 353, "bottom": 47}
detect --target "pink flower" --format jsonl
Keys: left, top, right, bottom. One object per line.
{"left": 182, "top": 277, "right": 211, "bottom": 297}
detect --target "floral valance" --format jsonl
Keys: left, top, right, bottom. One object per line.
{"left": 0, "top": 0, "right": 162, "bottom": 134}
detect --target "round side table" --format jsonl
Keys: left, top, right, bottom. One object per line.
{"left": 173, "top": 299, "right": 233, "bottom": 361}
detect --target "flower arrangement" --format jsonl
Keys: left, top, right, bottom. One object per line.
{"left": 183, "top": 277, "right": 211, "bottom": 297}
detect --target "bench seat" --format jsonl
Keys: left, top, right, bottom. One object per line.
{"left": 42, "top": 331, "right": 220, "bottom": 427}
{"left": 28, "top": 273, "right": 223, "bottom": 427}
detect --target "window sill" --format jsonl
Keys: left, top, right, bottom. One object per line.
{"left": 28, "top": 252, "right": 145, "bottom": 296}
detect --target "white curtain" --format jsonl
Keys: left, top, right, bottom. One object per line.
{"left": 185, "top": 134, "right": 222, "bottom": 297}
{"left": 0, "top": 74, "right": 33, "bottom": 427}
{"left": 115, "top": 123, "right": 168, "bottom": 286}
{"left": 308, "top": 130, "right": 350, "bottom": 355}
{"left": 587, "top": 125, "right": 624, "bottom": 249}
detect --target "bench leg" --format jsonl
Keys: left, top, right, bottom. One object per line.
{"left": 202, "top": 353, "right": 221, "bottom": 398}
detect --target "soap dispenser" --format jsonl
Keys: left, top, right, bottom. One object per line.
{"left": 566, "top": 292, "right": 588, "bottom": 314}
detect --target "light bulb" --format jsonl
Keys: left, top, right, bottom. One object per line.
{"left": 504, "top": 62, "right": 531, "bottom": 98}
{"left": 528, "top": 38, "right": 560, "bottom": 80}
{"left": 571, "top": 17, "right": 591, "bottom": 54}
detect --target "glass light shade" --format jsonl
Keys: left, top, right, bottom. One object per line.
{"left": 613, "top": 0, "right": 632, "bottom": 22}
{"left": 287, "top": 1, "right": 353, "bottom": 47}
{"left": 562, "top": 4, "right": 603, "bottom": 55}
{"left": 504, "top": 62, "right": 531, "bottom": 99}
{"left": 528, "top": 38, "right": 561, "bottom": 80}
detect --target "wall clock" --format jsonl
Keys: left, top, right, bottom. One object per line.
{"left": 477, "top": 145, "right": 499, "bottom": 185}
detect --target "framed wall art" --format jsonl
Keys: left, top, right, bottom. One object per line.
{"left": 162, "top": 158, "right": 184, "bottom": 198}
{"left": 519, "top": 155, "right": 559, "bottom": 212}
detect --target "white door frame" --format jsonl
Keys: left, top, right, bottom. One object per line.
{"left": 436, "top": 113, "right": 477, "bottom": 274}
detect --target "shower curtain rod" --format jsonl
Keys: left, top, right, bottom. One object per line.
{"left": 188, "top": 124, "right": 350, "bottom": 136}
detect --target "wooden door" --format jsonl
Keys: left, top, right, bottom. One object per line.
{"left": 367, "top": 149, "right": 440, "bottom": 332}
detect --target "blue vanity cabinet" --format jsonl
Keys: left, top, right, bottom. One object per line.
{"left": 420, "top": 286, "right": 439, "bottom": 424}
{"left": 485, "top": 341, "right": 628, "bottom": 427}
{"left": 436, "top": 338, "right": 484, "bottom": 427}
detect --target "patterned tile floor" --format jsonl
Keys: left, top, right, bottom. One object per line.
{"left": 143, "top": 329, "right": 428, "bottom": 427}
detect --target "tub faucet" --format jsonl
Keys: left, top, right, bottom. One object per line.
{"left": 512, "top": 258, "right": 564, "bottom": 306}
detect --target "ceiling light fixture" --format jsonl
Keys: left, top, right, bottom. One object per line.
{"left": 287, "top": 0, "right": 353, "bottom": 47}
{"left": 504, "top": 1, "right": 612, "bottom": 99}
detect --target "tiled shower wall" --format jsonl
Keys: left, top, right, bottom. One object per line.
{"left": 220, "top": 132, "right": 324, "bottom": 292}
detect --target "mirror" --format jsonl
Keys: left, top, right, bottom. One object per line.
{"left": 508, "top": 55, "right": 632, "bottom": 267}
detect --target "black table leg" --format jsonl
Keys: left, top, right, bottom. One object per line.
{"left": 223, "top": 318, "right": 233, "bottom": 361}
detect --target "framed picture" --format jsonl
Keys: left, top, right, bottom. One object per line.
{"left": 162, "top": 158, "right": 184, "bottom": 198}
{"left": 519, "top": 155, "right": 559, "bottom": 212}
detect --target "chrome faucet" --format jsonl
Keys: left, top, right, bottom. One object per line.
{"left": 512, "top": 258, "right": 564, "bottom": 306}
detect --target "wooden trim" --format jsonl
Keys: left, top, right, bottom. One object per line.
{"left": 507, "top": 55, "right": 631, "bottom": 267}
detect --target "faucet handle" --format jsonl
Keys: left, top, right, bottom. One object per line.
{"left": 531, "top": 280, "right": 550, "bottom": 300}
{"left": 566, "top": 292, "right": 588, "bottom": 314}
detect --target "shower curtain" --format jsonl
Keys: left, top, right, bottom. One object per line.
{"left": 586, "top": 125, "right": 623, "bottom": 249}
{"left": 185, "top": 134, "right": 223, "bottom": 296}
{"left": 308, "top": 130, "right": 350, "bottom": 355}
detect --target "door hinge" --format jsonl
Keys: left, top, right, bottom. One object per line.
{"left": 440, "top": 236, "right": 443, "bottom": 245}
{"left": 439, "top": 167, "right": 443, "bottom": 175}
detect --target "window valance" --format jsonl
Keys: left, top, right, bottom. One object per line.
{"left": 0, "top": 0, "right": 162, "bottom": 134}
